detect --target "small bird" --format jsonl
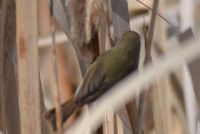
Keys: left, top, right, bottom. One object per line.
{"left": 45, "top": 31, "right": 141, "bottom": 130}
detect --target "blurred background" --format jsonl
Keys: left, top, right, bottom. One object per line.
{"left": 1, "top": 0, "right": 200, "bottom": 134}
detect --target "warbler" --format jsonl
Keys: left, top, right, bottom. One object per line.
{"left": 45, "top": 31, "right": 141, "bottom": 130}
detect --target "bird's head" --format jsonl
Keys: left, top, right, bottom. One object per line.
{"left": 118, "top": 31, "right": 140, "bottom": 53}
{"left": 120, "top": 31, "right": 140, "bottom": 44}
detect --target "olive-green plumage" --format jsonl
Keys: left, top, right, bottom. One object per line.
{"left": 45, "top": 31, "right": 140, "bottom": 130}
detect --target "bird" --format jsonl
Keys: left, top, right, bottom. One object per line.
{"left": 45, "top": 31, "right": 141, "bottom": 130}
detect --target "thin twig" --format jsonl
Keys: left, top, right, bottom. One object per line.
{"left": 137, "top": 17, "right": 149, "bottom": 134}
{"left": 51, "top": 19, "right": 62, "bottom": 134}
{"left": 137, "top": 1, "right": 158, "bottom": 131}
{"left": 147, "top": 0, "right": 159, "bottom": 58}
{"left": 50, "top": 0, "right": 62, "bottom": 133}
{"left": 142, "top": 16, "right": 148, "bottom": 64}
{"left": 147, "top": 1, "right": 172, "bottom": 134}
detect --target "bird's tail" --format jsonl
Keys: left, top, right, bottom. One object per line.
{"left": 44, "top": 96, "right": 78, "bottom": 130}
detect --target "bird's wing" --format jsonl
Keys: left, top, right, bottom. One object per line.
{"left": 75, "top": 51, "right": 111, "bottom": 105}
